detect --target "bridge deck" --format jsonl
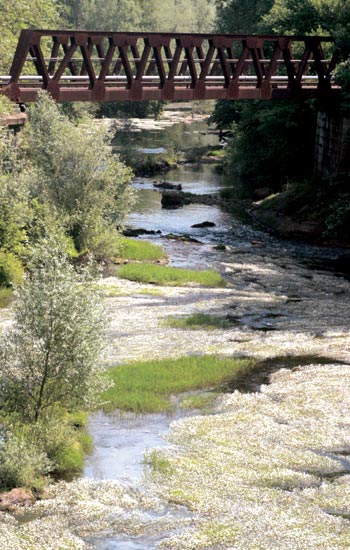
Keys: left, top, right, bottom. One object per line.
{"left": 1, "top": 30, "right": 340, "bottom": 102}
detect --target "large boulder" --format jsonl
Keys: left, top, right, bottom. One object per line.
{"left": 154, "top": 182, "right": 182, "bottom": 191}
{"left": 333, "top": 254, "right": 350, "bottom": 274}
{"left": 0, "top": 488, "right": 34, "bottom": 511}
{"left": 161, "top": 191, "right": 189, "bottom": 209}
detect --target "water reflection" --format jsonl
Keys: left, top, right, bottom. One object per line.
{"left": 113, "top": 119, "right": 219, "bottom": 153}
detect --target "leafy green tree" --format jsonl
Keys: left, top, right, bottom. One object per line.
{"left": 208, "top": 100, "right": 240, "bottom": 133}
{"left": 25, "top": 92, "right": 134, "bottom": 255}
{"left": 225, "top": 100, "right": 317, "bottom": 190}
{"left": 65, "top": 0, "right": 146, "bottom": 30}
{"left": 0, "top": 131, "right": 34, "bottom": 255}
{"left": 316, "top": 0, "right": 350, "bottom": 59}
{"left": 60, "top": 0, "right": 90, "bottom": 28}
{"left": 153, "top": 0, "right": 216, "bottom": 33}
{"left": 0, "top": 239, "right": 107, "bottom": 423}
{"left": 0, "top": 0, "right": 59, "bottom": 73}
{"left": 216, "top": 0, "right": 273, "bottom": 33}
{"left": 260, "top": 0, "right": 319, "bottom": 34}
{"left": 60, "top": 0, "right": 216, "bottom": 32}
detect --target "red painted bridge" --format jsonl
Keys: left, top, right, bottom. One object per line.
{"left": 0, "top": 29, "right": 340, "bottom": 103}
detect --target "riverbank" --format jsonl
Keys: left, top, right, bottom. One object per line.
{"left": 230, "top": 175, "right": 350, "bottom": 249}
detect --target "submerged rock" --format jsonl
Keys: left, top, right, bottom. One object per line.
{"left": 164, "top": 233, "right": 202, "bottom": 243}
{"left": 123, "top": 228, "right": 161, "bottom": 237}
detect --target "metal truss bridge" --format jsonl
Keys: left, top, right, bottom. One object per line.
{"left": 0, "top": 29, "right": 340, "bottom": 103}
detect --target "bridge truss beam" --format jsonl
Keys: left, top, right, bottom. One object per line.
{"left": 1, "top": 30, "right": 339, "bottom": 103}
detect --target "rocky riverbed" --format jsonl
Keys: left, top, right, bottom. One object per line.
{"left": 1, "top": 238, "right": 350, "bottom": 549}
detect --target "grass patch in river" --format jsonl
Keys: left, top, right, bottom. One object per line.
{"left": 116, "top": 238, "right": 166, "bottom": 262}
{"left": 101, "top": 285, "right": 122, "bottom": 296}
{"left": 179, "top": 391, "right": 219, "bottom": 412}
{"left": 165, "top": 313, "right": 232, "bottom": 330}
{"left": 117, "top": 264, "right": 226, "bottom": 287}
{"left": 144, "top": 449, "right": 176, "bottom": 476}
{"left": 101, "top": 285, "right": 164, "bottom": 297}
{"left": 102, "top": 355, "right": 255, "bottom": 413}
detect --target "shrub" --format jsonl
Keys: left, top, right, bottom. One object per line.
{"left": 0, "top": 96, "right": 14, "bottom": 117}
{"left": 0, "top": 287, "right": 13, "bottom": 308}
{"left": 0, "top": 427, "right": 51, "bottom": 489}
{"left": 0, "top": 239, "right": 107, "bottom": 423}
{"left": 0, "top": 250, "right": 24, "bottom": 287}
{"left": 26, "top": 92, "right": 134, "bottom": 257}
{"left": 324, "top": 192, "right": 350, "bottom": 241}
{"left": 38, "top": 417, "right": 91, "bottom": 477}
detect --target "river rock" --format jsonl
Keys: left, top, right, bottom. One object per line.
{"left": 161, "top": 191, "right": 189, "bottom": 209}
{"left": 0, "top": 488, "right": 34, "bottom": 511}
{"left": 333, "top": 254, "right": 350, "bottom": 274}
{"left": 123, "top": 228, "right": 161, "bottom": 237}
{"left": 191, "top": 221, "right": 216, "bottom": 228}
{"left": 153, "top": 182, "right": 182, "bottom": 191}
{"left": 253, "top": 187, "right": 273, "bottom": 200}
{"left": 164, "top": 233, "right": 202, "bottom": 243}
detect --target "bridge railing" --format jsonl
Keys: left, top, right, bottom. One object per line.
{"left": 1, "top": 30, "right": 339, "bottom": 102}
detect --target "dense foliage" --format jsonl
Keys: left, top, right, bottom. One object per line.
{"left": 0, "top": 240, "right": 107, "bottom": 486}
{"left": 213, "top": 0, "right": 350, "bottom": 242}
{"left": 0, "top": 92, "right": 134, "bottom": 289}
{"left": 224, "top": 100, "right": 317, "bottom": 191}
{"left": 25, "top": 93, "right": 134, "bottom": 256}
{"left": 61, "top": 0, "right": 215, "bottom": 33}
{"left": 0, "top": 0, "right": 60, "bottom": 73}
{"left": 0, "top": 241, "right": 107, "bottom": 423}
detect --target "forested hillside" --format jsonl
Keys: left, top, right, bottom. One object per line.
{"left": 0, "top": 0, "right": 216, "bottom": 74}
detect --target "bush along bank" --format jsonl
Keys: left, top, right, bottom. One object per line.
{"left": 0, "top": 239, "right": 107, "bottom": 494}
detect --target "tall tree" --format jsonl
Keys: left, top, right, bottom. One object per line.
{"left": 260, "top": 0, "right": 321, "bottom": 35}
{"left": 25, "top": 92, "right": 134, "bottom": 256}
{"left": 0, "top": 239, "right": 107, "bottom": 423}
{"left": 215, "top": 0, "right": 273, "bottom": 34}
{"left": 60, "top": 0, "right": 216, "bottom": 33}
{"left": 0, "top": 0, "right": 59, "bottom": 73}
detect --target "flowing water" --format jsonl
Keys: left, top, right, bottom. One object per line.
{"left": 84, "top": 117, "right": 235, "bottom": 548}
{"left": 84, "top": 116, "right": 228, "bottom": 482}
{"left": 83, "top": 112, "right": 350, "bottom": 548}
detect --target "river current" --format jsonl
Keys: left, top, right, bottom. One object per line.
{"left": 81, "top": 110, "right": 350, "bottom": 549}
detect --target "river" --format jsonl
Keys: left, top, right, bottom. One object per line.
{"left": 1, "top": 108, "right": 350, "bottom": 550}
{"left": 82, "top": 109, "right": 350, "bottom": 549}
